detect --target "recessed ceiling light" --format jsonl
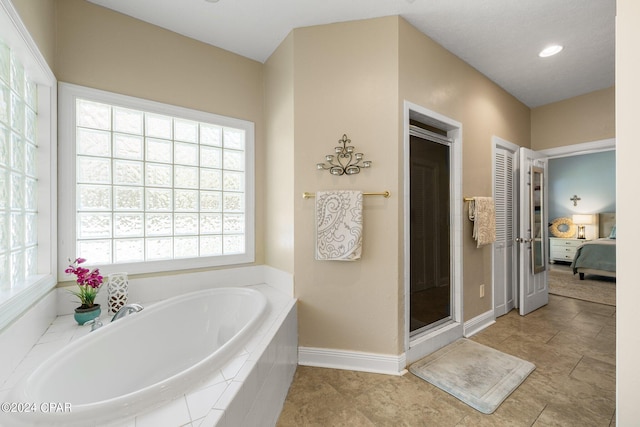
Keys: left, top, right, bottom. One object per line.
{"left": 539, "top": 45, "right": 563, "bottom": 58}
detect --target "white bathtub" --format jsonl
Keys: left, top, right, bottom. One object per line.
{"left": 5, "top": 287, "right": 268, "bottom": 427}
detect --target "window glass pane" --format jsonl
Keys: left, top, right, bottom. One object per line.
{"left": 77, "top": 99, "right": 111, "bottom": 130}
{"left": 146, "top": 237, "right": 172, "bottom": 260}
{"left": 175, "top": 189, "right": 198, "bottom": 211}
{"left": 0, "top": 85, "right": 8, "bottom": 125}
{"left": 175, "top": 165, "right": 198, "bottom": 189}
{"left": 146, "top": 213, "right": 172, "bottom": 236}
{"left": 200, "top": 235, "right": 222, "bottom": 256}
{"left": 69, "top": 89, "right": 252, "bottom": 269}
{"left": 78, "top": 213, "right": 112, "bottom": 238}
{"left": 10, "top": 95, "right": 24, "bottom": 136}
{"left": 145, "top": 188, "right": 172, "bottom": 212}
{"left": 10, "top": 54, "right": 24, "bottom": 99}
{"left": 114, "top": 187, "right": 143, "bottom": 210}
{"left": 174, "top": 236, "right": 198, "bottom": 258}
{"left": 200, "top": 124, "right": 222, "bottom": 146}
{"left": 146, "top": 138, "right": 172, "bottom": 163}
{"left": 223, "top": 193, "right": 244, "bottom": 213}
{"left": 77, "top": 128, "right": 111, "bottom": 156}
{"left": 145, "top": 163, "right": 172, "bottom": 187}
{"left": 114, "top": 213, "right": 143, "bottom": 237}
{"left": 175, "top": 213, "right": 198, "bottom": 235}
{"left": 78, "top": 156, "right": 111, "bottom": 184}
{"left": 25, "top": 108, "right": 36, "bottom": 142}
{"left": 200, "top": 191, "right": 222, "bottom": 212}
{"left": 0, "top": 212, "right": 7, "bottom": 246}
{"left": 77, "top": 240, "right": 111, "bottom": 264}
{"left": 25, "top": 213, "right": 37, "bottom": 245}
{"left": 223, "top": 150, "right": 244, "bottom": 171}
{"left": 0, "top": 169, "right": 7, "bottom": 209}
{"left": 113, "top": 107, "right": 143, "bottom": 135}
{"left": 11, "top": 133, "right": 23, "bottom": 170}
{"left": 200, "top": 213, "right": 222, "bottom": 234}
{"left": 200, "top": 168, "right": 221, "bottom": 190}
{"left": 223, "top": 171, "right": 244, "bottom": 192}
{"left": 25, "top": 142, "right": 36, "bottom": 176}
{"left": 223, "top": 128, "right": 245, "bottom": 150}
{"left": 114, "top": 134, "right": 143, "bottom": 160}
{"left": 175, "top": 142, "right": 198, "bottom": 166}
{"left": 146, "top": 113, "right": 172, "bottom": 139}
{"left": 113, "top": 239, "right": 144, "bottom": 263}
{"left": 78, "top": 185, "right": 111, "bottom": 210}
{"left": 223, "top": 235, "right": 244, "bottom": 254}
{"left": 174, "top": 119, "right": 197, "bottom": 143}
{"left": 200, "top": 145, "right": 221, "bottom": 169}
{"left": 0, "top": 126, "right": 7, "bottom": 166}
{"left": 0, "top": 41, "right": 9, "bottom": 84}
{"left": 114, "top": 160, "right": 143, "bottom": 186}
{"left": 114, "top": 239, "right": 144, "bottom": 263}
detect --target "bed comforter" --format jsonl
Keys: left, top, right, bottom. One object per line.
{"left": 571, "top": 238, "right": 616, "bottom": 274}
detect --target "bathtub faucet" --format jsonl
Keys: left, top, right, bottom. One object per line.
{"left": 111, "top": 303, "right": 144, "bottom": 322}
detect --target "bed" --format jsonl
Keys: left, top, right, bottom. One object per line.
{"left": 571, "top": 212, "right": 616, "bottom": 280}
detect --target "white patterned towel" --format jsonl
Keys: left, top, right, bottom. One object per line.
{"left": 315, "top": 190, "right": 363, "bottom": 261}
{"left": 469, "top": 197, "right": 496, "bottom": 248}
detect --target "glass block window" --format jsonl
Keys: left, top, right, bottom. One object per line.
{"left": 60, "top": 84, "right": 254, "bottom": 273}
{"left": 0, "top": 38, "right": 38, "bottom": 290}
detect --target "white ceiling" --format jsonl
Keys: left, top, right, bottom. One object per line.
{"left": 87, "top": 0, "right": 615, "bottom": 108}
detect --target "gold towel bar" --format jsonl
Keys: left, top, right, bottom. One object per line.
{"left": 303, "top": 191, "right": 391, "bottom": 199}
{"left": 464, "top": 197, "right": 474, "bottom": 202}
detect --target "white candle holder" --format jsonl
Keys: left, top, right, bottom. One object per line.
{"left": 107, "top": 272, "right": 129, "bottom": 315}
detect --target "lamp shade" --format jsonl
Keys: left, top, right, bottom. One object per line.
{"left": 572, "top": 214, "right": 594, "bottom": 225}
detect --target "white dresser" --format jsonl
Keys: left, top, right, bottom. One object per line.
{"left": 549, "top": 237, "right": 590, "bottom": 263}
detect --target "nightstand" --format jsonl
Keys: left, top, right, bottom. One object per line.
{"left": 549, "top": 237, "right": 590, "bottom": 263}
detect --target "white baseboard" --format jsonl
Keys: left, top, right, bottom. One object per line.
{"left": 463, "top": 309, "right": 495, "bottom": 337}
{"left": 298, "top": 346, "right": 406, "bottom": 376}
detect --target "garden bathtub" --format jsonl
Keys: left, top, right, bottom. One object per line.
{"left": 4, "top": 287, "right": 267, "bottom": 426}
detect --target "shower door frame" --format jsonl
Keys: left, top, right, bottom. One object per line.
{"left": 403, "top": 101, "right": 464, "bottom": 364}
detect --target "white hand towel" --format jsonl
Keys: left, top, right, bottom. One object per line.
{"left": 315, "top": 190, "right": 363, "bottom": 261}
{"left": 469, "top": 197, "right": 496, "bottom": 248}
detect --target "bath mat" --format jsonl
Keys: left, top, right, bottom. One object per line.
{"left": 409, "top": 338, "right": 535, "bottom": 414}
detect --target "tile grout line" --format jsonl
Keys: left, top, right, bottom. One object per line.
{"left": 530, "top": 403, "right": 548, "bottom": 426}
{"left": 568, "top": 355, "right": 584, "bottom": 378}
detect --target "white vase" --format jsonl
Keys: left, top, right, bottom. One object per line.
{"left": 107, "top": 272, "right": 129, "bottom": 315}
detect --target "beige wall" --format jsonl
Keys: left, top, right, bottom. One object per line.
{"left": 616, "top": 0, "right": 640, "bottom": 422}
{"left": 264, "top": 33, "right": 295, "bottom": 273}
{"left": 531, "top": 86, "right": 615, "bottom": 150}
{"left": 283, "top": 16, "right": 531, "bottom": 356}
{"left": 398, "top": 19, "right": 531, "bottom": 322}
{"left": 11, "top": 0, "right": 56, "bottom": 69}
{"left": 54, "top": 0, "right": 266, "bottom": 265}
{"left": 292, "top": 17, "right": 402, "bottom": 354}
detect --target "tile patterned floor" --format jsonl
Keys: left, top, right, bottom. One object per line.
{"left": 277, "top": 294, "right": 616, "bottom": 426}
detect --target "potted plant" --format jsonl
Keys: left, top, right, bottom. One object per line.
{"left": 66, "top": 258, "right": 104, "bottom": 325}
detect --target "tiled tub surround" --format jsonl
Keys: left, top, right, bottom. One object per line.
{"left": 0, "top": 282, "right": 297, "bottom": 427}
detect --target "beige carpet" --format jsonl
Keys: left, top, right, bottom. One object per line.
{"left": 548, "top": 268, "right": 616, "bottom": 306}
{"left": 410, "top": 338, "right": 535, "bottom": 414}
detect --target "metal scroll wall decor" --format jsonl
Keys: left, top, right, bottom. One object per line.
{"left": 316, "top": 134, "right": 372, "bottom": 176}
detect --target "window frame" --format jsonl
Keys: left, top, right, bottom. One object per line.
{"left": 0, "top": 0, "right": 57, "bottom": 331}
{"left": 58, "top": 83, "right": 255, "bottom": 279}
